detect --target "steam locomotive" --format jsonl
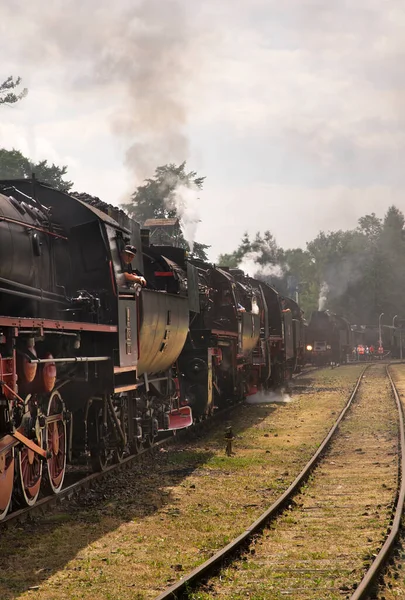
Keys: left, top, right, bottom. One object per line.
{"left": 0, "top": 178, "right": 305, "bottom": 519}
{"left": 305, "top": 311, "right": 352, "bottom": 365}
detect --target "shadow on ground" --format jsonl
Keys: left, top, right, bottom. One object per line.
{"left": 0, "top": 400, "right": 283, "bottom": 599}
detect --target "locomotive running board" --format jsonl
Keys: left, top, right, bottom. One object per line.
{"left": 159, "top": 406, "right": 193, "bottom": 431}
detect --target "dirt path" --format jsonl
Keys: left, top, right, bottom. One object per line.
{"left": 0, "top": 366, "right": 363, "bottom": 600}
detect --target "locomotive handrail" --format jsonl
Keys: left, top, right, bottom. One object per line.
{"left": 0, "top": 215, "right": 68, "bottom": 240}
{"left": 0, "top": 275, "right": 66, "bottom": 300}
{"left": 26, "top": 356, "right": 111, "bottom": 364}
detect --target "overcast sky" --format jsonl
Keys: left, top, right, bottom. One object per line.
{"left": 1, "top": 0, "right": 405, "bottom": 260}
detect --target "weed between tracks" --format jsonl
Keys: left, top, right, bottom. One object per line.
{"left": 194, "top": 364, "right": 398, "bottom": 600}
{"left": 0, "top": 366, "right": 363, "bottom": 600}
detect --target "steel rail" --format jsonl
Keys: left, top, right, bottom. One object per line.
{"left": 349, "top": 364, "right": 405, "bottom": 600}
{"left": 154, "top": 365, "right": 369, "bottom": 600}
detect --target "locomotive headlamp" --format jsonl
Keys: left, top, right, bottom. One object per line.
{"left": 306, "top": 345, "right": 313, "bottom": 351}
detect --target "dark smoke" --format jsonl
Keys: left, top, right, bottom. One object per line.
{"left": 0, "top": 0, "right": 199, "bottom": 184}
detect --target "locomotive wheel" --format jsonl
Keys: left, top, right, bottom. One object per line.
{"left": 0, "top": 448, "right": 14, "bottom": 520}
{"left": 143, "top": 433, "right": 155, "bottom": 448}
{"left": 91, "top": 450, "right": 109, "bottom": 472}
{"left": 130, "top": 437, "right": 142, "bottom": 454}
{"left": 144, "top": 417, "right": 158, "bottom": 448}
{"left": 46, "top": 390, "right": 66, "bottom": 494}
{"left": 89, "top": 403, "right": 113, "bottom": 472}
{"left": 113, "top": 449, "right": 126, "bottom": 464}
{"left": 17, "top": 395, "right": 43, "bottom": 506}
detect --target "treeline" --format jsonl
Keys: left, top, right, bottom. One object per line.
{"left": 1, "top": 122, "right": 403, "bottom": 327}
{"left": 219, "top": 208, "right": 405, "bottom": 326}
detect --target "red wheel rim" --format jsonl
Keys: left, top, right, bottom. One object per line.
{"left": 18, "top": 443, "right": 42, "bottom": 505}
{"left": 0, "top": 449, "right": 14, "bottom": 519}
{"left": 17, "top": 395, "right": 43, "bottom": 506}
{"left": 46, "top": 391, "right": 66, "bottom": 493}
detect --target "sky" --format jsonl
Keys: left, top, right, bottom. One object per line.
{"left": 1, "top": 0, "right": 405, "bottom": 261}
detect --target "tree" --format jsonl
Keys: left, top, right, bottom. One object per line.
{"left": 0, "top": 76, "right": 28, "bottom": 105}
{"left": 127, "top": 162, "right": 205, "bottom": 222}
{"left": 0, "top": 148, "right": 73, "bottom": 192}
{"left": 125, "top": 162, "right": 209, "bottom": 261}
{"left": 217, "top": 204, "right": 405, "bottom": 326}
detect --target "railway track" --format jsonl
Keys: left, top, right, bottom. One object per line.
{"left": 154, "top": 363, "right": 405, "bottom": 600}
{"left": 0, "top": 366, "right": 319, "bottom": 528}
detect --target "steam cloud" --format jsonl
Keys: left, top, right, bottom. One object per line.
{"left": 318, "top": 251, "right": 369, "bottom": 310}
{"left": 318, "top": 281, "right": 329, "bottom": 310}
{"left": 163, "top": 175, "right": 201, "bottom": 252}
{"left": 246, "top": 390, "right": 292, "bottom": 405}
{"left": 238, "top": 251, "right": 284, "bottom": 280}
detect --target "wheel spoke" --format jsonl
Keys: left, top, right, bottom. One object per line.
{"left": 46, "top": 390, "right": 66, "bottom": 493}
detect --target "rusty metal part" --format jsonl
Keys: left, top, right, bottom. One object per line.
{"left": 153, "top": 366, "right": 369, "bottom": 600}
{"left": 11, "top": 431, "right": 48, "bottom": 459}
{"left": 0, "top": 448, "right": 14, "bottom": 519}
{"left": 349, "top": 364, "right": 405, "bottom": 600}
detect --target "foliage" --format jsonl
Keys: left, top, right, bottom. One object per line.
{"left": 218, "top": 205, "right": 405, "bottom": 325}
{"left": 0, "top": 148, "right": 73, "bottom": 192}
{"left": 125, "top": 162, "right": 209, "bottom": 261}
{"left": 0, "top": 76, "right": 28, "bottom": 105}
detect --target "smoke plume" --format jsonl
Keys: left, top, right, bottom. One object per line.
{"left": 239, "top": 251, "right": 284, "bottom": 280}
{"left": 318, "top": 281, "right": 329, "bottom": 310}
{"left": 0, "top": 0, "right": 199, "bottom": 185}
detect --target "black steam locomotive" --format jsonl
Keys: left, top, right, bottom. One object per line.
{"left": 305, "top": 310, "right": 352, "bottom": 365}
{"left": 0, "top": 179, "right": 305, "bottom": 519}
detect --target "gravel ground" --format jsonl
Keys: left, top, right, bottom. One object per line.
{"left": 0, "top": 366, "right": 364, "bottom": 600}
{"left": 192, "top": 363, "right": 398, "bottom": 600}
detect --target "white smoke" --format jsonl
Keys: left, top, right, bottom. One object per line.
{"left": 164, "top": 176, "right": 201, "bottom": 253}
{"left": 246, "top": 390, "right": 292, "bottom": 404}
{"left": 318, "top": 281, "right": 329, "bottom": 310}
{"left": 238, "top": 251, "right": 284, "bottom": 279}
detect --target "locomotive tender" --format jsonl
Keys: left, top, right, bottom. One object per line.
{"left": 0, "top": 179, "right": 305, "bottom": 519}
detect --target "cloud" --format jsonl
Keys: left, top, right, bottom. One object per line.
{"left": 1, "top": 0, "right": 405, "bottom": 259}
{"left": 199, "top": 182, "right": 405, "bottom": 260}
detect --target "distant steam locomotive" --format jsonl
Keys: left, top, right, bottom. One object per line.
{"left": 305, "top": 311, "right": 352, "bottom": 365}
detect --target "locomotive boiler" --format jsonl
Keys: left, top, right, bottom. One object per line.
{"left": 0, "top": 178, "right": 196, "bottom": 518}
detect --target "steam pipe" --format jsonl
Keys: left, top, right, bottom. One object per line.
{"left": 27, "top": 356, "right": 111, "bottom": 364}
{"left": 0, "top": 286, "right": 65, "bottom": 304}
{"left": 0, "top": 275, "right": 65, "bottom": 300}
